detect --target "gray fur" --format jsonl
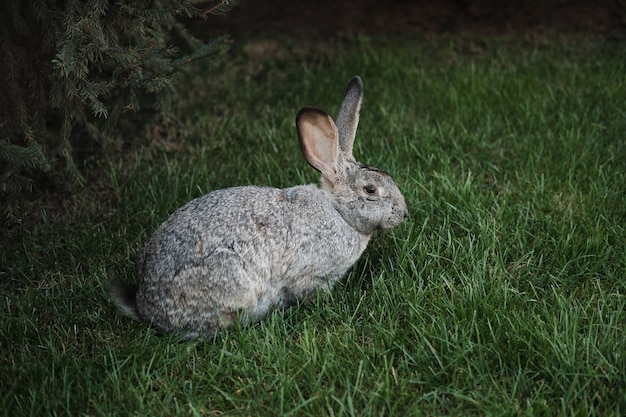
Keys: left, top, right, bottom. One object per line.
{"left": 110, "top": 76, "right": 408, "bottom": 340}
{"left": 335, "top": 76, "right": 363, "bottom": 159}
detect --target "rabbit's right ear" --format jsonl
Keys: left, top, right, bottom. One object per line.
{"left": 335, "top": 76, "right": 363, "bottom": 161}
{"left": 297, "top": 107, "right": 343, "bottom": 183}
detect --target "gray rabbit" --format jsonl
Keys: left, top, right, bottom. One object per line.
{"left": 110, "top": 76, "right": 408, "bottom": 340}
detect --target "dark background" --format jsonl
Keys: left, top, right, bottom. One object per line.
{"left": 206, "top": 0, "right": 623, "bottom": 38}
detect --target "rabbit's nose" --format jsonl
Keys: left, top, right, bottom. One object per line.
{"left": 400, "top": 197, "right": 409, "bottom": 219}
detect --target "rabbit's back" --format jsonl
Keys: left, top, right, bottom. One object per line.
{"left": 135, "top": 185, "right": 370, "bottom": 337}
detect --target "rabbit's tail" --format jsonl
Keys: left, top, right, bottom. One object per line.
{"left": 109, "top": 280, "right": 142, "bottom": 321}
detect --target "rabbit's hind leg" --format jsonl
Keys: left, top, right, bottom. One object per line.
{"left": 176, "top": 249, "right": 262, "bottom": 335}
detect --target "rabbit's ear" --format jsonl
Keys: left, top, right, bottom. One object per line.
{"left": 335, "top": 76, "right": 363, "bottom": 160}
{"left": 297, "top": 107, "right": 342, "bottom": 183}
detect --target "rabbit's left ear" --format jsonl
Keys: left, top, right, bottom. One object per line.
{"left": 297, "top": 107, "right": 342, "bottom": 183}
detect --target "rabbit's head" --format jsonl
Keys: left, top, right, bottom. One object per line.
{"left": 297, "top": 76, "right": 408, "bottom": 235}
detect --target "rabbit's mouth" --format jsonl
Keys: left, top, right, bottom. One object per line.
{"left": 380, "top": 211, "right": 409, "bottom": 230}
{"left": 380, "top": 198, "right": 409, "bottom": 230}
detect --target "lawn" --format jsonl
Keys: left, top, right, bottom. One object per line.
{"left": 1, "top": 35, "right": 625, "bottom": 416}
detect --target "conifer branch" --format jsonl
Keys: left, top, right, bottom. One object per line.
{"left": 0, "top": 0, "right": 238, "bottom": 211}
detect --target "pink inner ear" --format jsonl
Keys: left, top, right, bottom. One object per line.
{"left": 299, "top": 110, "right": 340, "bottom": 177}
{"left": 308, "top": 119, "right": 337, "bottom": 164}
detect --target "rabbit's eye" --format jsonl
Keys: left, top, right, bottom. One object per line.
{"left": 364, "top": 185, "right": 378, "bottom": 196}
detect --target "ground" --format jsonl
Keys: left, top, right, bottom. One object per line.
{"left": 206, "top": 0, "right": 623, "bottom": 38}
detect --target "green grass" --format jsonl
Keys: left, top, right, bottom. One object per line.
{"left": 2, "top": 35, "right": 625, "bottom": 416}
